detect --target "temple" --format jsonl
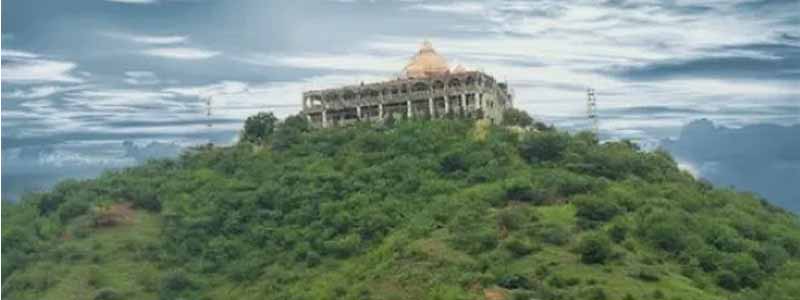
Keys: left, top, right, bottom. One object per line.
{"left": 302, "top": 41, "right": 513, "bottom": 128}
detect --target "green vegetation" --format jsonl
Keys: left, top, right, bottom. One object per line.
{"left": 4, "top": 111, "right": 800, "bottom": 300}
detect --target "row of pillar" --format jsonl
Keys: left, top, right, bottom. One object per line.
{"left": 316, "top": 93, "right": 483, "bottom": 128}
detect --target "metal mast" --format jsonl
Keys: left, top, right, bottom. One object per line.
{"left": 587, "top": 88, "right": 598, "bottom": 135}
{"left": 204, "top": 95, "right": 214, "bottom": 147}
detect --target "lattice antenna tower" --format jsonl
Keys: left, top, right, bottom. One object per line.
{"left": 203, "top": 95, "right": 213, "bottom": 147}
{"left": 205, "top": 96, "right": 213, "bottom": 128}
{"left": 587, "top": 88, "right": 598, "bottom": 135}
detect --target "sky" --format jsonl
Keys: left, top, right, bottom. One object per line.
{"left": 2, "top": 0, "right": 799, "bottom": 207}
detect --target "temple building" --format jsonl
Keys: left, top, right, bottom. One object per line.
{"left": 302, "top": 41, "right": 513, "bottom": 127}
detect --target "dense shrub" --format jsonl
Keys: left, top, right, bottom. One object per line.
{"left": 577, "top": 233, "right": 613, "bottom": 264}
{"left": 753, "top": 242, "right": 789, "bottom": 273}
{"left": 581, "top": 287, "right": 608, "bottom": 300}
{"left": 716, "top": 270, "right": 739, "bottom": 291}
{"left": 722, "top": 254, "right": 765, "bottom": 290}
{"left": 323, "top": 234, "right": 362, "bottom": 258}
{"left": 160, "top": 270, "right": 193, "bottom": 294}
{"left": 440, "top": 150, "right": 468, "bottom": 174}
{"left": 502, "top": 108, "right": 534, "bottom": 127}
{"left": 547, "top": 274, "right": 581, "bottom": 288}
{"left": 536, "top": 222, "right": 571, "bottom": 246}
{"left": 505, "top": 179, "right": 549, "bottom": 204}
{"left": 58, "top": 197, "right": 90, "bottom": 222}
{"left": 630, "top": 266, "right": 660, "bottom": 282}
{"left": 94, "top": 288, "right": 121, "bottom": 300}
{"left": 496, "top": 208, "right": 528, "bottom": 231}
{"left": 518, "top": 131, "right": 569, "bottom": 163}
{"left": 608, "top": 223, "right": 628, "bottom": 243}
{"left": 574, "top": 196, "right": 622, "bottom": 223}
{"left": 497, "top": 274, "right": 530, "bottom": 289}
{"left": 503, "top": 236, "right": 538, "bottom": 257}
{"left": 696, "top": 247, "right": 723, "bottom": 272}
{"left": 638, "top": 210, "right": 690, "bottom": 254}
{"left": 703, "top": 223, "right": 744, "bottom": 253}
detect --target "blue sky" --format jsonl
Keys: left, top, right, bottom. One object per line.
{"left": 2, "top": 0, "right": 799, "bottom": 204}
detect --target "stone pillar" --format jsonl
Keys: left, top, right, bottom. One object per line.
{"left": 428, "top": 97, "right": 434, "bottom": 117}
{"left": 444, "top": 96, "right": 450, "bottom": 114}
{"left": 379, "top": 103, "right": 384, "bottom": 119}
{"left": 322, "top": 110, "right": 328, "bottom": 128}
{"left": 460, "top": 94, "right": 466, "bottom": 115}
{"left": 407, "top": 100, "right": 413, "bottom": 118}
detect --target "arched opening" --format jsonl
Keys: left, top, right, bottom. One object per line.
{"left": 360, "top": 88, "right": 379, "bottom": 98}
{"left": 448, "top": 78, "right": 461, "bottom": 88}
{"left": 465, "top": 76, "right": 475, "bottom": 86}
{"left": 432, "top": 80, "right": 445, "bottom": 90}
{"left": 307, "top": 95, "right": 323, "bottom": 107}
{"left": 342, "top": 89, "right": 356, "bottom": 100}
{"left": 324, "top": 93, "right": 338, "bottom": 103}
{"left": 412, "top": 82, "right": 429, "bottom": 92}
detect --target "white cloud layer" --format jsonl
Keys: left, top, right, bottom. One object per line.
{"left": 124, "top": 71, "right": 160, "bottom": 85}
{"left": 102, "top": 32, "right": 188, "bottom": 45}
{"left": 4, "top": 85, "right": 89, "bottom": 99}
{"left": 2, "top": 49, "right": 85, "bottom": 83}
{"left": 142, "top": 47, "right": 220, "bottom": 60}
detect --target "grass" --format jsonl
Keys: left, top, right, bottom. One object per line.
{"left": 11, "top": 210, "right": 162, "bottom": 300}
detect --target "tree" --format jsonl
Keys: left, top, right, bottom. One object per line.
{"left": 577, "top": 233, "right": 613, "bottom": 264}
{"left": 574, "top": 196, "right": 622, "bottom": 223}
{"left": 639, "top": 210, "right": 690, "bottom": 254}
{"left": 518, "top": 131, "right": 569, "bottom": 163}
{"left": 272, "top": 114, "right": 311, "bottom": 150}
{"left": 502, "top": 108, "right": 533, "bottom": 127}
{"left": 241, "top": 112, "right": 278, "bottom": 143}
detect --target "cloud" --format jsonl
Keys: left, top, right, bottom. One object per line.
{"left": 100, "top": 32, "right": 219, "bottom": 60}
{"left": 124, "top": 71, "right": 160, "bottom": 85}
{"left": 2, "top": 49, "right": 85, "bottom": 83}
{"left": 164, "top": 80, "right": 250, "bottom": 98}
{"left": 607, "top": 43, "right": 800, "bottom": 81}
{"left": 2, "top": 49, "right": 39, "bottom": 59}
{"left": 122, "top": 140, "right": 183, "bottom": 162}
{"left": 65, "top": 88, "right": 180, "bottom": 111}
{"left": 142, "top": 47, "right": 220, "bottom": 60}
{"left": 102, "top": 32, "right": 188, "bottom": 45}
{"left": 3, "top": 85, "right": 89, "bottom": 99}
{"left": 240, "top": 52, "right": 405, "bottom": 73}
{"left": 161, "top": 74, "right": 390, "bottom": 120}
{"left": 407, "top": 2, "right": 486, "bottom": 15}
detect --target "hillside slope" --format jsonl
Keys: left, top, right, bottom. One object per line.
{"left": 3, "top": 116, "right": 800, "bottom": 300}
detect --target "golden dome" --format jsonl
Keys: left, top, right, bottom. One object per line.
{"left": 403, "top": 40, "right": 449, "bottom": 78}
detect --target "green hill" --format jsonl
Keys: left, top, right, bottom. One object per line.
{"left": 3, "top": 113, "right": 800, "bottom": 300}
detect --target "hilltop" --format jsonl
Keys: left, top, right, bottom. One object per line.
{"left": 3, "top": 111, "right": 800, "bottom": 300}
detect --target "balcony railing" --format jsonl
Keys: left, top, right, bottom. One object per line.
{"left": 304, "top": 86, "right": 490, "bottom": 112}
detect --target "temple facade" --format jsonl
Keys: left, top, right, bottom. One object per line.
{"left": 302, "top": 41, "right": 513, "bottom": 128}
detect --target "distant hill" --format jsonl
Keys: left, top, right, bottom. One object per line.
{"left": 662, "top": 119, "right": 800, "bottom": 212}
{"left": 3, "top": 113, "right": 800, "bottom": 300}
